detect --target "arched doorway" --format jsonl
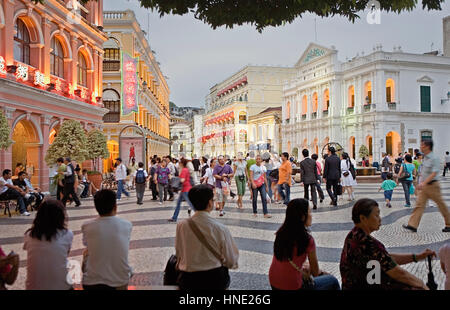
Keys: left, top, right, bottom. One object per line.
{"left": 104, "top": 140, "right": 119, "bottom": 173}
{"left": 292, "top": 147, "right": 299, "bottom": 160}
{"left": 119, "top": 126, "right": 145, "bottom": 167}
{"left": 12, "top": 119, "right": 41, "bottom": 185}
{"left": 313, "top": 138, "right": 319, "bottom": 155}
{"left": 349, "top": 136, "right": 356, "bottom": 159}
{"left": 366, "top": 135, "right": 373, "bottom": 158}
{"left": 386, "top": 131, "right": 401, "bottom": 157}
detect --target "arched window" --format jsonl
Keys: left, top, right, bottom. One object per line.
{"left": 50, "top": 37, "right": 64, "bottom": 78}
{"left": 103, "top": 89, "right": 120, "bottom": 123}
{"left": 323, "top": 89, "right": 330, "bottom": 111}
{"left": 286, "top": 101, "right": 291, "bottom": 120}
{"left": 386, "top": 79, "right": 395, "bottom": 103}
{"left": 312, "top": 92, "right": 318, "bottom": 113}
{"left": 239, "top": 111, "right": 247, "bottom": 124}
{"left": 14, "top": 19, "right": 30, "bottom": 64}
{"left": 364, "top": 81, "right": 372, "bottom": 104}
{"left": 103, "top": 38, "right": 121, "bottom": 71}
{"left": 302, "top": 95, "right": 307, "bottom": 115}
{"left": 348, "top": 85, "right": 355, "bottom": 107}
{"left": 77, "top": 52, "right": 87, "bottom": 87}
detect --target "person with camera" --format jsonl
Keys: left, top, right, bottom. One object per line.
{"left": 396, "top": 154, "right": 416, "bottom": 208}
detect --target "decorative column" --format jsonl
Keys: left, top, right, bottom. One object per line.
{"left": 70, "top": 33, "right": 79, "bottom": 86}
{"left": 2, "top": 0, "right": 16, "bottom": 64}
{"left": 39, "top": 114, "right": 52, "bottom": 191}
{"left": 0, "top": 107, "right": 16, "bottom": 171}
{"left": 42, "top": 16, "right": 52, "bottom": 76}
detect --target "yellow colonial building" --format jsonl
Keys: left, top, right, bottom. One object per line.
{"left": 248, "top": 107, "right": 282, "bottom": 155}
{"left": 102, "top": 10, "right": 170, "bottom": 171}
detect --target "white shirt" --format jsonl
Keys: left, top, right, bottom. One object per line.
{"left": 0, "top": 177, "right": 13, "bottom": 194}
{"left": 250, "top": 164, "right": 267, "bottom": 181}
{"left": 82, "top": 216, "right": 133, "bottom": 287}
{"left": 204, "top": 167, "right": 215, "bottom": 186}
{"left": 167, "top": 162, "right": 176, "bottom": 175}
{"left": 445, "top": 155, "right": 450, "bottom": 163}
{"left": 133, "top": 168, "right": 148, "bottom": 178}
{"left": 439, "top": 243, "right": 450, "bottom": 290}
{"left": 23, "top": 229, "right": 73, "bottom": 290}
{"left": 115, "top": 163, "right": 127, "bottom": 181}
{"left": 273, "top": 160, "right": 281, "bottom": 169}
{"left": 175, "top": 211, "right": 239, "bottom": 272}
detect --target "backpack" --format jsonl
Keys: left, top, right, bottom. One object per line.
{"left": 201, "top": 164, "right": 209, "bottom": 177}
{"left": 394, "top": 163, "right": 401, "bottom": 174}
{"left": 269, "top": 168, "right": 279, "bottom": 179}
{"left": 135, "top": 170, "right": 146, "bottom": 184}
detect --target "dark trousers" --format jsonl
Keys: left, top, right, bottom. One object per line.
{"left": 80, "top": 182, "right": 90, "bottom": 198}
{"left": 252, "top": 185, "right": 268, "bottom": 215}
{"left": 304, "top": 183, "right": 318, "bottom": 207}
{"left": 150, "top": 181, "right": 158, "bottom": 199}
{"left": 0, "top": 189, "right": 27, "bottom": 213}
{"left": 168, "top": 184, "right": 174, "bottom": 199}
{"left": 178, "top": 267, "right": 230, "bottom": 290}
{"left": 444, "top": 163, "right": 450, "bottom": 177}
{"left": 326, "top": 179, "right": 339, "bottom": 204}
{"left": 316, "top": 177, "right": 325, "bottom": 200}
{"left": 135, "top": 183, "right": 146, "bottom": 204}
{"left": 62, "top": 182, "right": 80, "bottom": 206}
{"left": 56, "top": 184, "right": 64, "bottom": 200}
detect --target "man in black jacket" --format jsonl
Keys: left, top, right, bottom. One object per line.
{"left": 300, "top": 149, "right": 319, "bottom": 209}
{"left": 61, "top": 157, "right": 81, "bottom": 207}
{"left": 323, "top": 147, "right": 341, "bottom": 206}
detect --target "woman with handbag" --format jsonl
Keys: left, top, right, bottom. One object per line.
{"left": 174, "top": 185, "right": 239, "bottom": 290}
{"left": 269, "top": 198, "right": 339, "bottom": 290}
{"left": 250, "top": 155, "right": 272, "bottom": 218}
{"left": 397, "top": 154, "right": 416, "bottom": 208}
{"left": 233, "top": 153, "right": 248, "bottom": 209}
{"left": 169, "top": 158, "right": 195, "bottom": 222}
{"left": 341, "top": 153, "right": 357, "bottom": 201}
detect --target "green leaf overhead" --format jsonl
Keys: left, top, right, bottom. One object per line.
{"left": 32, "top": 0, "right": 444, "bottom": 32}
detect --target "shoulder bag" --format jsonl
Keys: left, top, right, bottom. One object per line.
{"left": 398, "top": 164, "right": 411, "bottom": 181}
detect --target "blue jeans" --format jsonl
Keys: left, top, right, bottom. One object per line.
{"left": 172, "top": 192, "right": 194, "bottom": 221}
{"left": 401, "top": 180, "right": 412, "bottom": 205}
{"left": 266, "top": 171, "right": 273, "bottom": 199}
{"left": 116, "top": 179, "right": 130, "bottom": 199}
{"left": 301, "top": 275, "right": 341, "bottom": 290}
{"left": 277, "top": 183, "right": 290, "bottom": 205}
{"left": 384, "top": 190, "right": 393, "bottom": 201}
{"left": 252, "top": 185, "right": 268, "bottom": 215}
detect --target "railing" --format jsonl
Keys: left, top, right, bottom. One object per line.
{"left": 364, "top": 104, "right": 371, "bottom": 112}
{"left": 104, "top": 11, "right": 128, "bottom": 20}
{"left": 301, "top": 114, "right": 307, "bottom": 120}
{"left": 347, "top": 107, "right": 354, "bottom": 114}
{"left": 388, "top": 102, "right": 397, "bottom": 110}
{"left": 311, "top": 112, "right": 317, "bottom": 119}
{"left": 103, "top": 112, "right": 120, "bottom": 123}
{"left": 323, "top": 110, "right": 329, "bottom": 117}
{"left": 103, "top": 61, "right": 120, "bottom": 72}
{"left": 286, "top": 119, "right": 290, "bottom": 124}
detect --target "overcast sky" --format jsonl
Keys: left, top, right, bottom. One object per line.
{"left": 105, "top": 0, "right": 450, "bottom": 108}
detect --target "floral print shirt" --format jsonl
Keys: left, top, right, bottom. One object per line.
{"left": 340, "top": 226, "right": 398, "bottom": 290}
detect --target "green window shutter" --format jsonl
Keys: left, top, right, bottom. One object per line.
{"left": 420, "top": 86, "right": 431, "bottom": 112}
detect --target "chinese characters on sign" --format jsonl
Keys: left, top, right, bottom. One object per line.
{"left": 121, "top": 52, "right": 139, "bottom": 115}
{"left": 16, "top": 64, "right": 29, "bottom": 81}
{"left": 34, "top": 70, "right": 46, "bottom": 87}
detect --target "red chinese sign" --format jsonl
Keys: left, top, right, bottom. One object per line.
{"left": 121, "top": 52, "right": 139, "bottom": 115}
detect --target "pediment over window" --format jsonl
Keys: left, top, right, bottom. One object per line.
{"left": 417, "top": 75, "right": 434, "bottom": 83}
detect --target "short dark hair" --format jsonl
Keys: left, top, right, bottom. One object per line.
{"left": 446, "top": 151, "right": 449, "bottom": 155}
{"left": 282, "top": 152, "right": 289, "bottom": 160}
{"left": 138, "top": 162, "right": 144, "bottom": 168}
{"left": 311, "top": 154, "right": 318, "bottom": 161}
{"left": 188, "top": 185, "right": 213, "bottom": 211}
{"left": 2, "top": 169, "right": 11, "bottom": 176}
{"left": 342, "top": 152, "right": 349, "bottom": 160}
{"left": 386, "top": 172, "right": 393, "bottom": 180}
{"left": 18, "top": 171, "right": 27, "bottom": 177}
{"left": 421, "top": 139, "right": 433, "bottom": 151}
{"left": 56, "top": 158, "right": 64, "bottom": 163}
{"left": 94, "top": 189, "right": 117, "bottom": 216}
{"left": 414, "top": 149, "right": 420, "bottom": 154}
{"left": 352, "top": 198, "right": 379, "bottom": 224}
{"left": 323, "top": 154, "right": 328, "bottom": 160}
{"left": 302, "top": 149, "right": 309, "bottom": 158}
{"left": 329, "top": 147, "right": 336, "bottom": 154}
{"left": 180, "top": 158, "right": 188, "bottom": 167}
{"left": 151, "top": 159, "right": 156, "bottom": 164}
{"left": 82, "top": 169, "right": 88, "bottom": 174}
{"left": 16, "top": 163, "right": 23, "bottom": 167}
{"left": 404, "top": 154, "right": 412, "bottom": 163}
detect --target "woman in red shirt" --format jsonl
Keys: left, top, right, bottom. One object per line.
{"left": 169, "top": 158, "right": 194, "bottom": 222}
{"left": 269, "top": 198, "right": 340, "bottom": 290}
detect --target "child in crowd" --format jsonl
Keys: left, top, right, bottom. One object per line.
{"left": 378, "top": 172, "right": 396, "bottom": 208}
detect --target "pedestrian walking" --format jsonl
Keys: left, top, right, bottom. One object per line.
{"left": 166, "top": 156, "right": 176, "bottom": 201}
{"left": 201, "top": 158, "right": 218, "bottom": 210}
{"left": 311, "top": 154, "right": 325, "bottom": 203}
{"left": 246, "top": 152, "right": 256, "bottom": 200}
{"left": 61, "top": 157, "right": 81, "bottom": 207}
{"left": 340, "top": 153, "right": 357, "bottom": 201}
{"left": 155, "top": 159, "right": 170, "bottom": 204}
{"left": 264, "top": 156, "right": 274, "bottom": 201}
{"left": 443, "top": 151, "right": 450, "bottom": 177}
{"left": 149, "top": 159, "right": 158, "bottom": 201}
{"left": 233, "top": 152, "right": 248, "bottom": 209}
{"left": 250, "top": 155, "right": 272, "bottom": 218}
{"left": 403, "top": 139, "right": 450, "bottom": 233}
{"left": 277, "top": 152, "right": 292, "bottom": 206}
{"left": 323, "top": 147, "right": 341, "bottom": 206}
{"left": 299, "top": 149, "right": 319, "bottom": 210}
{"left": 114, "top": 158, "right": 130, "bottom": 201}
{"left": 213, "top": 156, "right": 234, "bottom": 217}
{"left": 169, "top": 158, "right": 194, "bottom": 222}
{"left": 378, "top": 172, "right": 396, "bottom": 208}
{"left": 381, "top": 153, "right": 392, "bottom": 181}
{"left": 134, "top": 162, "right": 148, "bottom": 205}
{"left": 397, "top": 154, "right": 416, "bottom": 207}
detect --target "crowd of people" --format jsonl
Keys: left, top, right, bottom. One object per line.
{"left": 0, "top": 138, "right": 449, "bottom": 290}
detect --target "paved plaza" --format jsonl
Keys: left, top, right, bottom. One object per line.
{"left": 1, "top": 178, "right": 449, "bottom": 290}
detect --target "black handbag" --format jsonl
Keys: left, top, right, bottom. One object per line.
{"left": 163, "top": 254, "right": 180, "bottom": 285}
{"left": 398, "top": 164, "right": 411, "bottom": 181}
{"left": 238, "top": 175, "right": 245, "bottom": 181}
{"left": 336, "top": 184, "right": 343, "bottom": 196}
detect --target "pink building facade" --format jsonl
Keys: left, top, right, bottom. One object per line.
{"left": 0, "top": 0, "right": 107, "bottom": 190}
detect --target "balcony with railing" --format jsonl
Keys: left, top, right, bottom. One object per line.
{"left": 387, "top": 102, "right": 397, "bottom": 110}
{"left": 347, "top": 107, "right": 354, "bottom": 114}
{"left": 301, "top": 114, "right": 307, "bottom": 120}
{"left": 323, "top": 110, "right": 329, "bottom": 117}
{"left": 311, "top": 112, "right": 317, "bottom": 119}
{"left": 364, "top": 104, "right": 372, "bottom": 112}
{"left": 103, "top": 61, "right": 120, "bottom": 72}
{"left": 103, "top": 112, "right": 120, "bottom": 123}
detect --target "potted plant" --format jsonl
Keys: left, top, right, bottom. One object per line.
{"left": 87, "top": 170, "right": 103, "bottom": 190}
{"left": 86, "top": 129, "right": 109, "bottom": 189}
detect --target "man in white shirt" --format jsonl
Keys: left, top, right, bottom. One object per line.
{"left": 443, "top": 151, "right": 450, "bottom": 177}
{"left": 175, "top": 184, "right": 239, "bottom": 290}
{"left": 114, "top": 158, "right": 130, "bottom": 201}
{"left": 82, "top": 189, "right": 133, "bottom": 290}
{"left": 0, "top": 169, "right": 29, "bottom": 216}
{"left": 165, "top": 156, "right": 176, "bottom": 201}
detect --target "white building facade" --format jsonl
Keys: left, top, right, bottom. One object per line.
{"left": 170, "top": 120, "right": 192, "bottom": 158}
{"left": 283, "top": 42, "right": 450, "bottom": 165}
{"left": 192, "top": 114, "right": 204, "bottom": 157}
